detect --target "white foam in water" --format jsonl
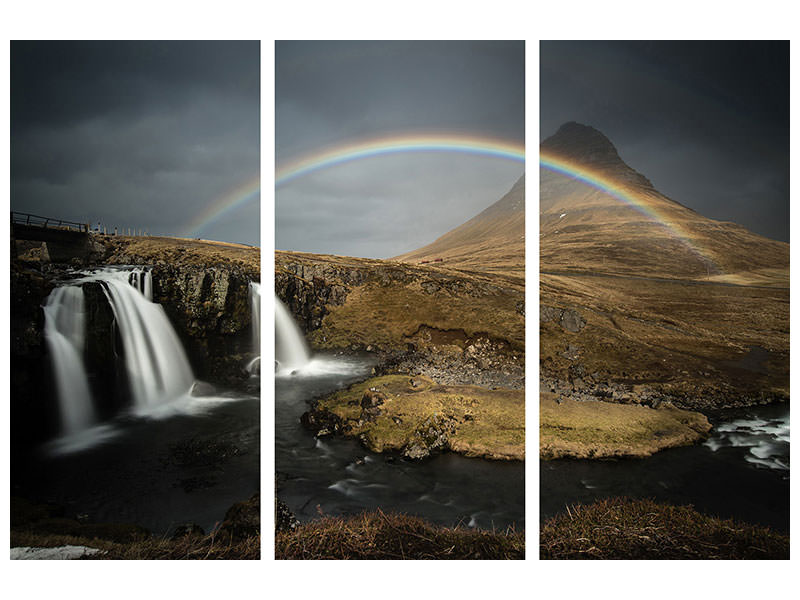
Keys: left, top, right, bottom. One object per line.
{"left": 275, "top": 295, "right": 370, "bottom": 378}
{"left": 328, "top": 478, "right": 361, "bottom": 497}
{"left": 705, "top": 411, "right": 790, "bottom": 473}
{"left": 285, "top": 356, "right": 371, "bottom": 378}
{"left": 45, "top": 424, "right": 118, "bottom": 456}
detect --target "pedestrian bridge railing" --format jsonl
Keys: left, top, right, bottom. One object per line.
{"left": 11, "top": 212, "right": 89, "bottom": 233}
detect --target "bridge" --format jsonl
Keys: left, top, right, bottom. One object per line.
{"left": 11, "top": 212, "right": 91, "bottom": 262}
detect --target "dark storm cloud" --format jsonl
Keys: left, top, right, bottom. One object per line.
{"left": 540, "top": 41, "right": 789, "bottom": 242}
{"left": 276, "top": 41, "right": 525, "bottom": 258}
{"left": 11, "top": 41, "right": 260, "bottom": 245}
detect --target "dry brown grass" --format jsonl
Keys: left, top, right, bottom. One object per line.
{"left": 540, "top": 393, "right": 710, "bottom": 459}
{"left": 540, "top": 497, "right": 789, "bottom": 560}
{"left": 540, "top": 169, "right": 789, "bottom": 281}
{"left": 317, "top": 374, "right": 524, "bottom": 460}
{"left": 10, "top": 530, "right": 260, "bottom": 560}
{"left": 539, "top": 159, "right": 789, "bottom": 404}
{"left": 276, "top": 510, "right": 524, "bottom": 560}
{"left": 103, "top": 235, "right": 260, "bottom": 273}
{"left": 276, "top": 250, "right": 524, "bottom": 353}
{"left": 540, "top": 272, "right": 789, "bottom": 399}
{"left": 394, "top": 175, "right": 524, "bottom": 281}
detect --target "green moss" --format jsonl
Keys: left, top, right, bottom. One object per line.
{"left": 540, "top": 393, "right": 711, "bottom": 459}
{"left": 316, "top": 375, "right": 524, "bottom": 460}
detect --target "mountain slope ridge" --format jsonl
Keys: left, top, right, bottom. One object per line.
{"left": 393, "top": 174, "right": 525, "bottom": 279}
{"left": 540, "top": 122, "right": 788, "bottom": 285}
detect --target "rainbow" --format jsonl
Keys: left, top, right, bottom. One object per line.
{"left": 540, "top": 149, "right": 720, "bottom": 273}
{"left": 275, "top": 133, "right": 525, "bottom": 187}
{"left": 181, "top": 175, "right": 260, "bottom": 239}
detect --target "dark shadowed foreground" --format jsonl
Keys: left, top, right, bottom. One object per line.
{"left": 540, "top": 497, "right": 788, "bottom": 560}
{"left": 276, "top": 510, "right": 524, "bottom": 560}
{"left": 10, "top": 494, "right": 260, "bottom": 560}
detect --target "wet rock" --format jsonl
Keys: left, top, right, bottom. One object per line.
{"left": 171, "top": 523, "right": 205, "bottom": 539}
{"left": 561, "top": 344, "right": 581, "bottom": 361}
{"left": 540, "top": 305, "right": 562, "bottom": 323}
{"left": 402, "top": 414, "right": 457, "bottom": 459}
{"left": 276, "top": 498, "right": 299, "bottom": 533}
{"left": 218, "top": 493, "right": 259, "bottom": 540}
{"left": 360, "top": 405, "right": 382, "bottom": 423}
{"left": 301, "top": 407, "right": 343, "bottom": 436}
{"left": 361, "top": 389, "right": 386, "bottom": 408}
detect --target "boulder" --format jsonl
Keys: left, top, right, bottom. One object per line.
{"left": 218, "top": 493, "right": 259, "bottom": 540}
{"left": 560, "top": 309, "right": 586, "bottom": 333}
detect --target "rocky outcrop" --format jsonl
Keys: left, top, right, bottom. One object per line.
{"left": 302, "top": 374, "right": 524, "bottom": 461}
{"left": 275, "top": 499, "right": 299, "bottom": 534}
{"left": 275, "top": 251, "right": 525, "bottom": 387}
{"left": 10, "top": 265, "right": 55, "bottom": 445}
{"left": 403, "top": 414, "right": 457, "bottom": 459}
{"left": 540, "top": 374, "right": 789, "bottom": 413}
{"left": 100, "top": 237, "right": 260, "bottom": 384}
{"left": 377, "top": 340, "right": 524, "bottom": 390}
{"left": 540, "top": 305, "right": 585, "bottom": 333}
{"left": 150, "top": 264, "right": 256, "bottom": 383}
{"left": 82, "top": 281, "right": 129, "bottom": 419}
{"left": 10, "top": 236, "right": 261, "bottom": 449}
{"left": 218, "top": 493, "right": 260, "bottom": 541}
{"left": 275, "top": 260, "right": 351, "bottom": 333}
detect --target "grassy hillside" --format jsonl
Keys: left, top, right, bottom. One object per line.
{"left": 276, "top": 251, "right": 524, "bottom": 354}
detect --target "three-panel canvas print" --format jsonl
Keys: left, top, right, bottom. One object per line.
{"left": 7, "top": 39, "right": 789, "bottom": 561}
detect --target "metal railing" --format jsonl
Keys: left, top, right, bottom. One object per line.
{"left": 11, "top": 211, "right": 89, "bottom": 233}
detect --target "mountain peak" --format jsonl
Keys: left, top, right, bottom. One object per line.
{"left": 541, "top": 122, "right": 654, "bottom": 189}
{"left": 543, "top": 122, "right": 621, "bottom": 163}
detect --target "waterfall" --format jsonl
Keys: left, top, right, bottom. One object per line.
{"left": 99, "top": 269, "right": 194, "bottom": 412}
{"left": 43, "top": 286, "right": 96, "bottom": 435}
{"left": 275, "top": 295, "right": 310, "bottom": 374}
{"left": 44, "top": 267, "right": 196, "bottom": 438}
{"left": 246, "top": 282, "right": 261, "bottom": 375}
{"left": 128, "top": 268, "right": 153, "bottom": 301}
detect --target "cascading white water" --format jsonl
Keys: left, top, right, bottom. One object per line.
{"left": 41, "top": 266, "right": 242, "bottom": 455}
{"left": 43, "top": 286, "right": 96, "bottom": 434}
{"left": 275, "top": 295, "right": 310, "bottom": 374}
{"left": 128, "top": 268, "right": 153, "bottom": 301}
{"left": 99, "top": 269, "right": 195, "bottom": 412}
{"left": 245, "top": 282, "right": 261, "bottom": 375}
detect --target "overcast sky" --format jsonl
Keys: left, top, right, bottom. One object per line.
{"left": 541, "top": 41, "right": 789, "bottom": 242}
{"left": 276, "top": 41, "right": 525, "bottom": 258}
{"left": 11, "top": 41, "right": 260, "bottom": 246}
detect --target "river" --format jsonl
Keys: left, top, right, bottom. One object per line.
{"left": 541, "top": 402, "right": 789, "bottom": 531}
{"left": 13, "top": 381, "right": 260, "bottom": 536}
{"left": 276, "top": 353, "right": 525, "bottom": 531}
